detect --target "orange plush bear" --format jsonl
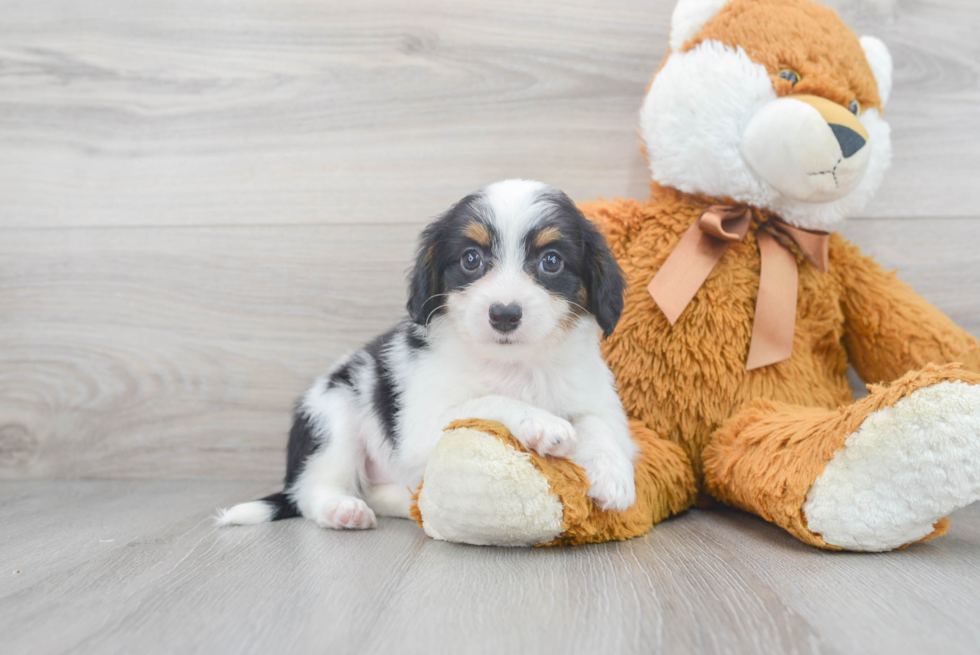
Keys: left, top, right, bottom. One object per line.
{"left": 412, "top": 0, "right": 980, "bottom": 551}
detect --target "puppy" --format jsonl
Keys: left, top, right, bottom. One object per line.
{"left": 218, "top": 179, "right": 637, "bottom": 530}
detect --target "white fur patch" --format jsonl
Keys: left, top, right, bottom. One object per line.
{"left": 669, "top": 0, "right": 732, "bottom": 51}
{"left": 481, "top": 179, "right": 549, "bottom": 255}
{"left": 416, "top": 427, "right": 564, "bottom": 547}
{"left": 214, "top": 501, "right": 274, "bottom": 526}
{"left": 641, "top": 41, "right": 892, "bottom": 231}
{"left": 642, "top": 42, "right": 778, "bottom": 207}
{"left": 860, "top": 36, "right": 893, "bottom": 107}
{"left": 803, "top": 381, "right": 980, "bottom": 552}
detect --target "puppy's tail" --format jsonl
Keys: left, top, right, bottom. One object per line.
{"left": 215, "top": 491, "right": 299, "bottom": 526}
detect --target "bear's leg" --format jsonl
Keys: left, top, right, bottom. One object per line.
{"left": 703, "top": 364, "right": 980, "bottom": 551}
{"left": 413, "top": 419, "right": 697, "bottom": 546}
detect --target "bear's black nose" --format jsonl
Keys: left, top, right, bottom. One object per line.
{"left": 489, "top": 303, "right": 522, "bottom": 333}
{"left": 829, "top": 123, "right": 866, "bottom": 159}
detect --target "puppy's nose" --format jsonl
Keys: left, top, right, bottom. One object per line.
{"left": 489, "top": 303, "right": 522, "bottom": 333}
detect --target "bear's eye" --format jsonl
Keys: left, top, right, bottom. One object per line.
{"left": 778, "top": 69, "right": 800, "bottom": 86}
{"left": 848, "top": 100, "right": 861, "bottom": 115}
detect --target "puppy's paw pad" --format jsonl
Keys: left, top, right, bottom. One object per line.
{"left": 315, "top": 496, "right": 377, "bottom": 530}
{"left": 586, "top": 459, "right": 636, "bottom": 512}
{"left": 515, "top": 411, "right": 576, "bottom": 457}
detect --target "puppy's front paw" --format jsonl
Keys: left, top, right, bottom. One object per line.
{"left": 586, "top": 456, "right": 636, "bottom": 512}
{"left": 514, "top": 409, "right": 577, "bottom": 458}
{"left": 314, "top": 495, "right": 378, "bottom": 530}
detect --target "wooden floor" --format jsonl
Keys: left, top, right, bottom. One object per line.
{"left": 3, "top": 480, "right": 980, "bottom": 655}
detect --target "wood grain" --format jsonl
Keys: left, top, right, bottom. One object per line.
{"left": 695, "top": 507, "right": 980, "bottom": 655}
{"left": 0, "top": 479, "right": 273, "bottom": 598}
{"left": 4, "top": 480, "right": 980, "bottom": 654}
{"left": 0, "top": 224, "right": 415, "bottom": 479}
{"left": 1, "top": 218, "right": 977, "bottom": 480}
{"left": 0, "top": 0, "right": 977, "bottom": 230}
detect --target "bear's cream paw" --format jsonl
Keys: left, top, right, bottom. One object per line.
{"left": 514, "top": 409, "right": 577, "bottom": 458}
{"left": 416, "top": 426, "right": 564, "bottom": 547}
{"left": 803, "top": 381, "right": 980, "bottom": 551}
{"left": 313, "top": 494, "right": 378, "bottom": 530}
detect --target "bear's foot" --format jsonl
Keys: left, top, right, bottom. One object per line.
{"left": 414, "top": 422, "right": 566, "bottom": 547}
{"left": 413, "top": 419, "right": 698, "bottom": 547}
{"left": 804, "top": 380, "right": 980, "bottom": 552}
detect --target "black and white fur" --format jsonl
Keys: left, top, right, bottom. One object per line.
{"left": 217, "top": 179, "right": 637, "bottom": 530}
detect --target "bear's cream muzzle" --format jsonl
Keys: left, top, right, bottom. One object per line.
{"left": 740, "top": 94, "right": 872, "bottom": 204}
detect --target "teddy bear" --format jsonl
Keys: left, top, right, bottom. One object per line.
{"left": 410, "top": 0, "right": 980, "bottom": 551}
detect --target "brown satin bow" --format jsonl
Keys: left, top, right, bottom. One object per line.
{"left": 647, "top": 205, "right": 830, "bottom": 371}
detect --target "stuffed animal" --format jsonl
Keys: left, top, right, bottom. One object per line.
{"left": 411, "top": 0, "right": 980, "bottom": 551}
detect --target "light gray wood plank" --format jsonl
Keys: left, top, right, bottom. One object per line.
{"left": 0, "top": 224, "right": 415, "bottom": 479}
{"left": 690, "top": 506, "right": 980, "bottom": 655}
{"left": 1, "top": 218, "right": 977, "bottom": 479}
{"left": 0, "top": 0, "right": 976, "bottom": 229}
{"left": 0, "top": 481, "right": 828, "bottom": 655}
{"left": 4, "top": 481, "right": 980, "bottom": 655}
{"left": 352, "top": 513, "right": 831, "bottom": 655}
{"left": 0, "top": 0, "right": 666, "bottom": 229}
{"left": 0, "top": 481, "right": 433, "bottom": 655}
{"left": 0, "top": 480, "right": 272, "bottom": 598}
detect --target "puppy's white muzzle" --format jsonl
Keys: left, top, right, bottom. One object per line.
{"left": 740, "top": 94, "right": 872, "bottom": 204}
{"left": 456, "top": 269, "right": 563, "bottom": 349}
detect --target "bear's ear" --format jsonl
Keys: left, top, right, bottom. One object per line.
{"left": 669, "top": 0, "right": 732, "bottom": 51}
{"left": 860, "top": 36, "right": 893, "bottom": 107}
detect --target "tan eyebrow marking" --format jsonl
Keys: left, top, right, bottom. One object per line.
{"left": 534, "top": 225, "right": 563, "bottom": 248}
{"left": 464, "top": 221, "right": 491, "bottom": 246}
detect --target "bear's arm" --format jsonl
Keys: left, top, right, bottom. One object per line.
{"left": 832, "top": 234, "right": 980, "bottom": 382}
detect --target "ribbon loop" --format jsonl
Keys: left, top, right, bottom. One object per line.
{"left": 647, "top": 204, "right": 830, "bottom": 370}
{"left": 697, "top": 205, "right": 753, "bottom": 242}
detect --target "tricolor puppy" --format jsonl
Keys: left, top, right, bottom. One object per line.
{"left": 218, "top": 179, "right": 636, "bottom": 530}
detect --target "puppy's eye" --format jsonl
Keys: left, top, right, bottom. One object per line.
{"left": 460, "top": 248, "right": 483, "bottom": 273}
{"left": 848, "top": 100, "right": 860, "bottom": 115}
{"left": 539, "top": 251, "right": 563, "bottom": 274}
{"left": 778, "top": 69, "right": 800, "bottom": 86}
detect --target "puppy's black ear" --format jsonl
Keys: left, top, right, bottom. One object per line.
{"left": 406, "top": 221, "right": 445, "bottom": 325}
{"left": 581, "top": 217, "right": 625, "bottom": 338}
{"left": 407, "top": 192, "right": 482, "bottom": 324}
